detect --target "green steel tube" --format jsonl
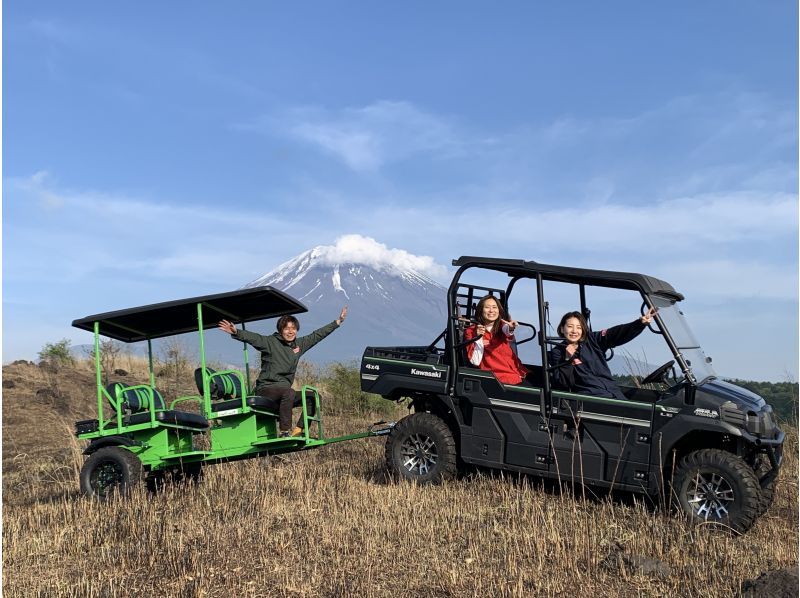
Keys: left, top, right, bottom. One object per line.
{"left": 241, "top": 322, "right": 251, "bottom": 394}
{"left": 197, "top": 303, "right": 211, "bottom": 417}
{"left": 313, "top": 431, "right": 373, "bottom": 444}
{"left": 300, "top": 384, "right": 310, "bottom": 439}
{"left": 147, "top": 338, "right": 156, "bottom": 424}
{"left": 315, "top": 388, "right": 323, "bottom": 438}
{"left": 94, "top": 322, "right": 104, "bottom": 432}
{"left": 147, "top": 339, "right": 155, "bottom": 388}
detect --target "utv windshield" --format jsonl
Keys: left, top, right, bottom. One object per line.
{"left": 650, "top": 294, "right": 716, "bottom": 384}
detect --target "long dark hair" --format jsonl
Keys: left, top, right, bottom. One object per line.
{"left": 557, "top": 311, "right": 588, "bottom": 342}
{"left": 475, "top": 295, "right": 508, "bottom": 329}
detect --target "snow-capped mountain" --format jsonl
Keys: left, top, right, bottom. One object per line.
{"left": 218, "top": 235, "right": 449, "bottom": 365}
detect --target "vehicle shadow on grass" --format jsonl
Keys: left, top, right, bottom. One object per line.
{"left": 462, "top": 464, "right": 664, "bottom": 515}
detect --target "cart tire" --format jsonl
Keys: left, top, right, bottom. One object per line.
{"left": 672, "top": 449, "right": 761, "bottom": 533}
{"left": 146, "top": 461, "right": 203, "bottom": 493}
{"left": 385, "top": 412, "right": 457, "bottom": 484}
{"left": 80, "top": 446, "right": 143, "bottom": 499}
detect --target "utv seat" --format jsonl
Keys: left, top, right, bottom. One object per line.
{"left": 193, "top": 368, "right": 280, "bottom": 415}
{"left": 106, "top": 382, "right": 209, "bottom": 430}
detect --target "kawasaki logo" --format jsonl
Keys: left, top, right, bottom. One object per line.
{"left": 411, "top": 368, "right": 442, "bottom": 379}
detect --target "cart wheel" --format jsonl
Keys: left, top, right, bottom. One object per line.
{"left": 672, "top": 449, "right": 761, "bottom": 533}
{"left": 385, "top": 412, "right": 456, "bottom": 484}
{"left": 146, "top": 461, "right": 204, "bottom": 493}
{"left": 80, "top": 446, "right": 143, "bottom": 499}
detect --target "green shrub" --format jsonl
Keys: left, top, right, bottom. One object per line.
{"left": 320, "top": 361, "right": 397, "bottom": 417}
{"left": 38, "top": 339, "right": 75, "bottom": 368}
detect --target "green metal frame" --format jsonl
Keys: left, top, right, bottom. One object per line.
{"left": 76, "top": 295, "right": 379, "bottom": 472}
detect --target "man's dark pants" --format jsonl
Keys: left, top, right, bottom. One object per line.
{"left": 256, "top": 386, "right": 316, "bottom": 432}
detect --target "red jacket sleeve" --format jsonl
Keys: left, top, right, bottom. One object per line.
{"left": 463, "top": 325, "right": 478, "bottom": 361}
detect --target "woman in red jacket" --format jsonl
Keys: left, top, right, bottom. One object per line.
{"left": 463, "top": 295, "right": 529, "bottom": 385}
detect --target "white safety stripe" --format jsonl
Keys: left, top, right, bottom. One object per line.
{"left": 576, "top": 411, "right": 651, "bottom": 428}
{"left": 489, "top": 400, "right": 651, "bottom": 428}
{"left": 489, "top": 399, "right": 541, "bottom": 412}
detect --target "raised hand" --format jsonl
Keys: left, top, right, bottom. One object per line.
{"left": 640, "top": 307, "right": 658, "bottom": 325}
{"left": 218, "top": 319, "right": 237, "bottom": 335}
{"left": 337, "top": 306, "right": 348, "bottom": 325}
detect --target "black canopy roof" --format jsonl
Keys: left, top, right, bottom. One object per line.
{"left": 72, "top": 287, "right": 307, "bottom": 342}
{"left": 452, "top": 256, "right": 684, "bottom": 301}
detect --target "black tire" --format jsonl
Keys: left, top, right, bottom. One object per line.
{"left": 146, "top": 461, "right": 204, "bottom": 493}
{"left": 385, "top": 412, "right": 457, "bottom": 484}
{"left": 80, "top": 446, "right": 143, "bottom": 499}
{"left": 754, "top": 455, "right": 778, "bottom": 516}
{"left": 672, "top": 449, "right": 761, "bottom": 533}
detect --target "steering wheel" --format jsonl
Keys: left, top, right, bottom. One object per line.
{"left": 513, "top": 321, "right": 537, "bottom": 345}
{"left": 640, "top": 301, "right": 662, "bottom": 335}
{"left": 641, "top": 360, "right": 675, "bottom": 385}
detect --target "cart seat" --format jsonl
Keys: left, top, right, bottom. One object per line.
{"left": 73, "top": 409, "right": 209, "bottom": 434}
{"left": 210, "top": 396, "right": 280, "bottom": 415}
{"left": 107, "top": 381, "right": 166, "bottom": 413}
{"left": 105, "top": 382, "right": 210, "bottom": 430}
{"left": 194, "top": 367, "right": 243, "bottom": 401}
{"left": 194, "top": 368, "right": 279, "bottom": 417}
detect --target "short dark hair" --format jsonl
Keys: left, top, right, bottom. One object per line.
{"left": 475, "top": 295, "right": 508, "bottom": 326}
{"left": 276, "top": 315, "right": 300, "bottom": 332}
{"left": 557, "top": 311, "right": 588, "bottom": 342}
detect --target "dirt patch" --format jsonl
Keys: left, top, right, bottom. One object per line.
{"left": 742, "top": 568, "right": 799, "bottom": 597}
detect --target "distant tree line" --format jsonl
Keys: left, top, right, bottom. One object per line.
{"left": 725, "top": 379, "right": 798, "bottom": 424}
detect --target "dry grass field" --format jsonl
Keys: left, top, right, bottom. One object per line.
{"left": 2, "top": 359, "right": 798, "bottom": 597}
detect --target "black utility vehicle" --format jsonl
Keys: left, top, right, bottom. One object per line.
{"left": 360, "top": 257, "right": 784, "bottom": 532}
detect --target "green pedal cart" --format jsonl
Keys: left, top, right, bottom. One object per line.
{"left": 72, "top": 286, "right": 391, "bottom": 498}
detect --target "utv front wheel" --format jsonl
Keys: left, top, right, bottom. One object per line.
{"left": 672, "top": 449, "right": 761, "bottom": 533}
{"left": 754, "top": 455, "right": 778, "bottom": 516}
{"left": 80, "top": 446, "right": 143, "bottom": 499}
{"left": 386, "top": 412, "right": 457, "bottom": 484}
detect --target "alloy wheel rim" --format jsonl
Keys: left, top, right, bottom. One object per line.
{"left": 686, "top": 471, "right": 735, "bottom": 520}
{"left": 400, "top": 433, "right": 438, "bottom": 475}
{"left": 90, "top": 460, "right": 125, "bottom": 497}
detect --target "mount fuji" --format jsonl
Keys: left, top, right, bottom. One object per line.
{"left": 213, "top": 235, "right": 449, "bottom": 365}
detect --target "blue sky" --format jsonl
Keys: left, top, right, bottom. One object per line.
{"left": 3, "top": 2, "right": 798, "bottom": 381}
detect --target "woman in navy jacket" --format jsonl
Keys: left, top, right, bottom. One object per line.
{"left": 549, "top": 308, "right": 657, "bottom": 401}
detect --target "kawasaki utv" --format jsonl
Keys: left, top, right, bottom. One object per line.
{"left": 73, "top": 287, "right": 388, "bottom": 499}
{"left": 360, "top": 257, "right": 784, "bottom": 533}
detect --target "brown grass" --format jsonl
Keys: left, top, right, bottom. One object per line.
{"left": 2, "top": 361, "right": 798, "bottom": 597}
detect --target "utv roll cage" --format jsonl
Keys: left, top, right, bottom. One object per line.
{"left": 446, "top": 256, "right": 698, "bottom": 400}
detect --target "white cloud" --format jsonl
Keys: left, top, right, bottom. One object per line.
{"left": 309, "top": 234, "right": 447, "bottom": 279}
{"left": 354, "top": 190, "right": 797, "bottom": 254}
{"left": 4, "top": 174, "right": 296, "bottom": 286}
{"left": 249, "top": 100, "right": 461, "bottom": 171}
{"left": 659, "top": 259, "right": 798, "bottom": 301}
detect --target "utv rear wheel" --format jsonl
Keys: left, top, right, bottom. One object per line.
{"left": 672, "top": 449, "right": 761, "bottom": 533}
{"left": 386, "top": 412, "right": 457, "bottom": 484}
{"left": 80, "top": 446, "right": 143, "bottom": 499}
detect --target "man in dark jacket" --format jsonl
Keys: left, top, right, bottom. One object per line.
{"left": 549, "top": 308, "right": 656, "bottom": 401}
{"left": 218, "top": 306, "right": 347, "bottom": 436}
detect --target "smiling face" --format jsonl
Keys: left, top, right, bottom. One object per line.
{"left": 562, "top": 317, "right": 584, "bottom": 343}
{"left": 280, "top": 323, "right": 298, "bottom": 342}
{"left": 481, "top": 297, "right": 501, "bottom": 324}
